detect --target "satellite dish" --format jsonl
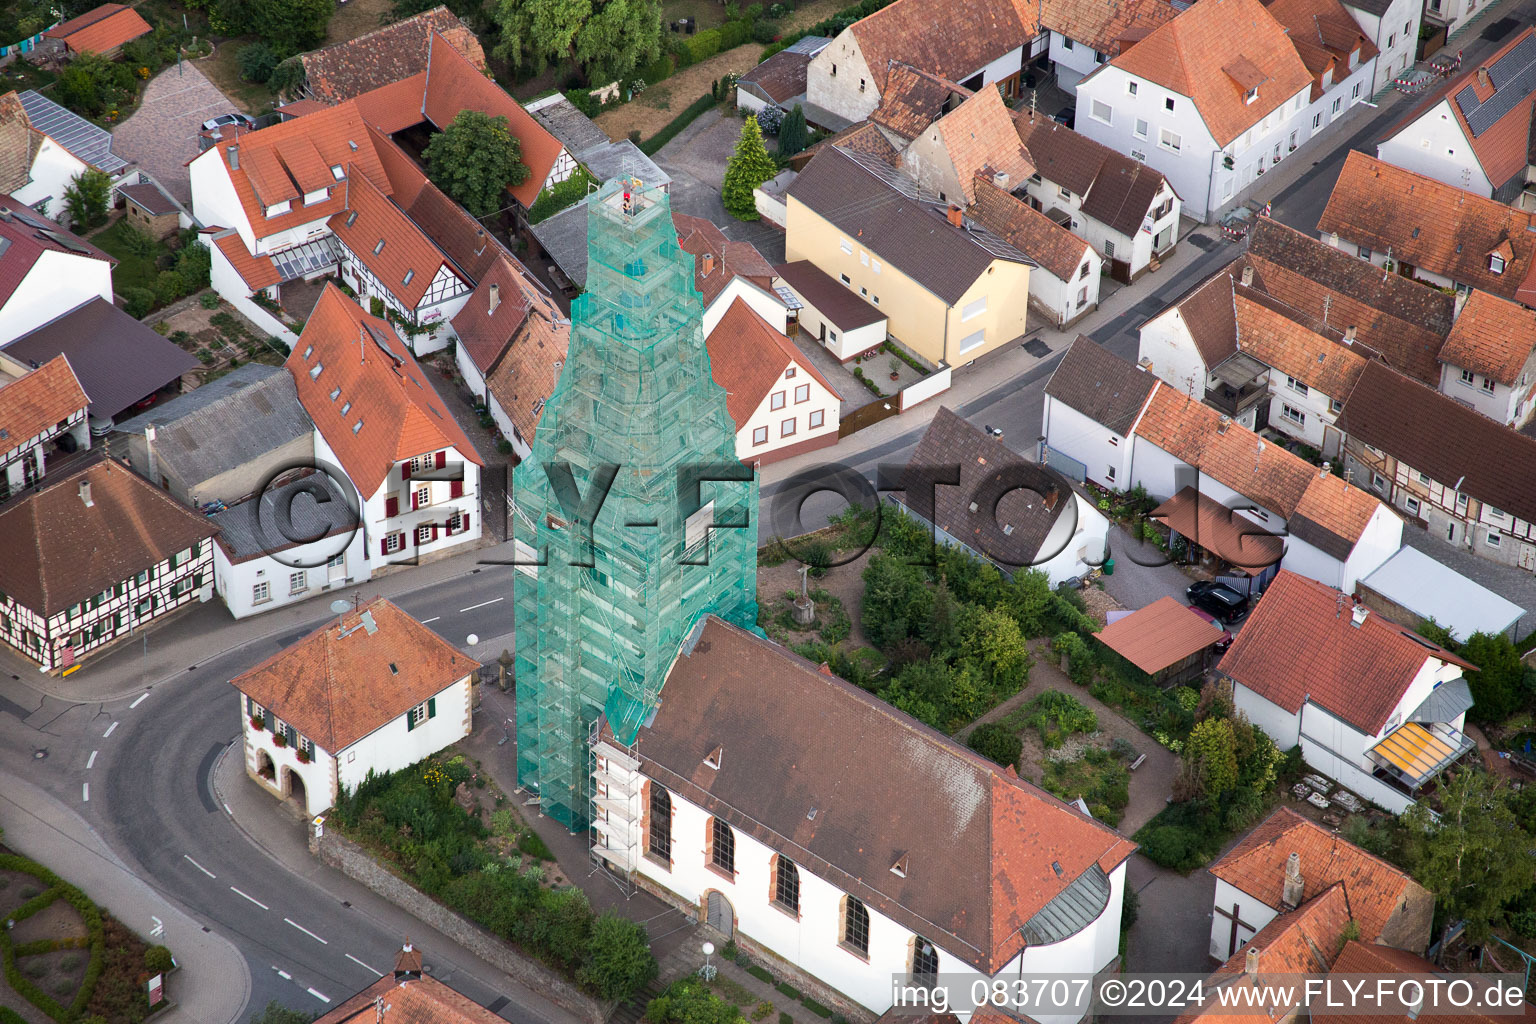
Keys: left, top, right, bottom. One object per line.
{"left": 329, "top": 599, "right": 350, "bottom": 614}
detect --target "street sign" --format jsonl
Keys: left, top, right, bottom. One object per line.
{"left": 148, "top": 973, "right": 163, "bottom": 1007}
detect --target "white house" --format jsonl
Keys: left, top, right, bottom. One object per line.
{"left": 1341, "top": 0, "right": 1420, "bottom": 94}
{"left": 1218, "top": 571, "right": 1478, "bottom": 813}
{"left": 210, "top": 473, "right": 372, "bottom": 620}
{"left": 1074, "top": 0, "right": 1371, "bottom": 221}
{"left": 1041, "top": 335, "right": 1160, "bottom": 490}
{"left": 1038, "top": 0, "right": 1180, "bottom": 91}
{"left": 594, "top": 615, "right": 1136, "bottom": 1023}
{"left": 231, "top": 596, "right": 476, "bottom": 815}
{"left": 0, "top": 90, "right": 91, "bottom": 211}
{"left": 674, "top": 214, "right": 788, "bottom": 337}
{"left": 1435, "top": 290, "right": 1536, "bottom": 427}
{"left": 969, "top": 176, "right": 1102, "bottom": 328}
{"left": 774, "top": 260, "right": 888, "bottom": 362}
{"left": 1206, "top": 807, "right": 1433, "bottom": 962}
{"left": 0, "top": 460, "right": 217, "bottom": 673}
{"left": 0, "top": 195, "right": 115, "bottom": 344}
{"left": 709, "top": 297, "right": 842, "bottom": 466}
{"left": 0, "top": 354, "right": 88, "bottom": 501}
{"left": 288, "top": 285, "right": 484, "bottom": 566}
{"left": 1014, "top": 114, "right": 1181, "bottom": 280}
{"left": 900, "top": 406, "right": 1111, "bottom": 586}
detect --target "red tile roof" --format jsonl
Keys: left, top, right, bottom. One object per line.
{"left": 0, "top": 355, "right": 88, "bottom": 456}
{"left": 1317, "top": 151, "right": 1536, "bottom": 304}
{"left": 1438, "top": 288, "right": 1536, "bottom": 385}
{"left": 351, "top": 71, "right": 429, "bottom": 135}
{"left": 1039, "top": 0, "right": 1178, "bottom": 54}
{"left": 1264, "top": 0, "right": 1377, "bottom": 101}
{"left": 421, "top": 32, "right": 563, "bottom": 208}
{"left": 970, "top": 175, "right": 1094, "bottom": 281}
{"left": 1326, "top": 942, "right": 1536, "bottom": 1024}
{"left": 1212, "top": 808, "right": 1423, "bottom": 941}
{"left": 0, "top": 195, "right": 115, "bottom": 309}
{"left": 1013, "top": 113, "right": 1176, "bottom": 238}
{"left": 848, "top": 0, "right": 1038, "bottom": 95}
{"left": 329, "top": 167, "right": 458, "bottom": 309}
{"left": 213, "top": 233, "right": 280, "bottom": 291}
{"left": 231, "top": 597, "right": 476, "bottom": 752}
{"left": 707, "top": 297, "right": 841, "bottom": 429}
{"left": 929, "top": 86, "right": 1036, "bottom": 204}
{"left": 450, "top": 256, "right": 533, "bottom": 373}
{"left": 316, "top": 958, "right": 508, "bottom": 1023}
{"left": 1111, "top": 0, "right": 1314, "bottom": 147}
{"left": 485, "top": 307, "right": 568, "bottom": 447}
{"left": 871, "top": 65, "right": 970, "bottom": 141}
{"left": 1233, "top": 289, "right": 1367, "bottom": 399}
{"left": 673, "top": 213, "right": 777, "bottom": 306}
{"left": 300, "top": 6, "right": 486, "bottom": 105}
{"left": 287, "top": 285, "right": 483, "bottom": 496}
{"left": 45, "top": 3, "right": 151, "bottom": 54}
{"left": 1217, "top": 570, "right": 1475, "bottom": 734}
{"left": 1095, "top": 595, "right": 1227, "bottom": 673}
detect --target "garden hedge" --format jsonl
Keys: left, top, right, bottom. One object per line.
{"left": 640, "top": 94, "right": 718, "bottom": 156}
{"left": 0, "top": 853, "right": 107, "bottom": 1023}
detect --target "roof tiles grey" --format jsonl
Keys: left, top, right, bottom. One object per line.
{"left": 210, "top": 471, "right": 356, "bottom": 562}
{"left": 1043, "top": 335, "right": 1158, "bottom": 434}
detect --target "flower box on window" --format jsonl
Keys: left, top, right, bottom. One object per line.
{"left": 296, "top": 748, "right": 311, "bottom": 764}
{"left": 272, "top": 732, "right": 287, "bottom": 748}
{"left": 250, "top": 715, "right": 265, "bottom": 731}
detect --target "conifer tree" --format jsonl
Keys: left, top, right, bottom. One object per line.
{"left": 721, "top": 115, "right": 777, "bottom": 220}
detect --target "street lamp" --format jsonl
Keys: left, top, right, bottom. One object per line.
{"left": 700, "top": 941, "right": 717, "bottom": 981}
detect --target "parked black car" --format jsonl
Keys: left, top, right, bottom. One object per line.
{"left": 1052, "top": 106, "right": 1076, "bottom": 128}
{"left": 1187, "top": 580, "right": 1250, "bottom": 625}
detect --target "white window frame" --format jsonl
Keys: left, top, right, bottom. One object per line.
{"left": 1281, "top": 403, "right": 1305, "bottom": 426}
{"left": 1090, "top": 99, "right": 1113, "bottom": 125}
{"left": 957, "top": 329, "right": 986, "bottom": 354}
{"left": 1286, "top": 376, "right": 1309, "bottom": 396}
{"left": 253, "top": 581, "right": 270, "bottom": 604}
{"left": 1486, "top": 529, "right": 1502, "bottom": 547}
{"left": 1405, "top": 496, "right": 1421, "bottom": 516}
{"left": 961, "top": 296, "right": 988, "bottom": 322}
{"left": 288, "top": 571, "right": 307, "bottom": 596}
{"left": 384, "top": 532, "right": 404, "bottom": 554}
{"left": 415, "top": 524, "right": 434, "bottom": 546}
{"left": 1159, "top": 128, "right": 1182, "bottom": 152}
{"left": 840, "top": 238, "right": 853, "bottom": 255}
{"left": 408, "top": 702, "right": 430, "bottom": 729}
{"left": 1134, "top": 117, "right": 1149, "bottom": 139}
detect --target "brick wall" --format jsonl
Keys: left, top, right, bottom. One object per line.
{"left": 310, "top": 829, "right": 610, "bottom": 1024}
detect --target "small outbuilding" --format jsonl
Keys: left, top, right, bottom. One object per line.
{"left": 1094, "top": 595, "right": 1228, "bottom": 686}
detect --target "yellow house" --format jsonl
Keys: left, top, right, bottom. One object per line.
{"left": 784, "top": 145, "right": 1034, "bottom": 368}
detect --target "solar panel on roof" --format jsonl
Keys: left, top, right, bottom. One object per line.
{"left": 1455, "top": 33, "right": 1536, "bottom": 136}
{"left": 17, "top": 91, "right": 127, "bottom": 174}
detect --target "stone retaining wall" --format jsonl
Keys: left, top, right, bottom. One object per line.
{"left": 309, "top": 829, "right": 611, "bottom": 1024}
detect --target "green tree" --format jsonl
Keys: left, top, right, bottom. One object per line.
{"left": 493, "top": 0, "right": 590, "bottom": 72}
{"left": 923, "top": 577, "right": 960, "bottom": 655}
{"left": 777, "top": 104, "right": 809, "bottom": 159}
{"left": 247, "top": 1002, "right": 315, "bottom": 1024}
{"left": 572, "top": 0, "right": 662, "bottom": 88}
{"left": 239, "top": 42, "right": 279, "bottom": 83}
{"left": 721, "top": 115, "right": 776, "bottom": 220}
{"left": 960, "top": 605, "right": 1029, "bottom": 686}
{"left": 218, "top": 0, "right": 333, "bottom": 52}
{"left": 1461, "top": 631, "right": 1526, "bottom": 723}
{"left": 578, "top": 913, "right": 659, "bottom": 1001}
{"left": 422, "top": 110, "right": 530, "bottom": 218}
{"left": 860, "top": 552, "right": 931, "bottom": 650}
{"left": 55, "top": 51, "right": 133, "bottom": 117}
{"left": 1183, "top": 717, "right": 1239, "bottom": 802}
{"left": 63, "top": 168, "right": 111, "bottom": 230}
{"left": 1402, "top": 770, "right": 1536, "bottom": 946}
{"left": 967, "top": 722, "right": 1022, "bottom": 769}
{"left": 268, "top": 55, "right": 307, "bottom": 97}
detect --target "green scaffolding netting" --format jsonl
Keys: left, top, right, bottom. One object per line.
{"left": 512, "top": 178, "right": 760, "bottom": 830}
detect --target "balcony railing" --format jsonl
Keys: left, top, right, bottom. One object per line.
{"left": 1205, "top": 380, "right": 1269, "bottom": 416}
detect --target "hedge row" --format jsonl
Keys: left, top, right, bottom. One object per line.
{"left": 0, "top": 854, "right": 107, "bottom": 1023}
{"left": 640, "top": 94, "right": 718, "bottom": 156}
{"left": 760, "top": 0, "right": 899, "bottom": 60}
{"left": 673, "top": 17, "right": 756, "bottom": 68}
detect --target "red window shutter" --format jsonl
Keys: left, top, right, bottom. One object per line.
{"left": 461, "top": 512, "right": 471, "bottom": 534}
{"left": 450, "top": 480, "right": 463, "bottom": 499}
{"left": 432, "top": 524, "right": 440, "bottom": 541}
{"left": 385, "top": 496, "right": 399, "bottom": 518}
{"left": 401, "top": 461, "right": 412, "bottom": 480}
{"left": 379, "top": 537, "right": 388, "bottom": 556}
{"left": 435, "top": 451, "right": 447, "bottom": 469}
{"left": 411, "top": 489, "right": 419, "bottom": 510}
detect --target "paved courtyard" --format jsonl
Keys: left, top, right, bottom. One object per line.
{"left": 113, "top": 63, "right": 239, "bottom": 204}
{"left": 652, "top": 108, "right": 786, "bottom": 263}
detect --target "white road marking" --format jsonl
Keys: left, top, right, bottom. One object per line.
{"left": 82, "top": 783, "right": 88, "bottom": 802}
{"left": 86, "top": 750, "right": 97, "bottom": 769}
{"left": 419, "top": 616, "right": 441, "bottom": 624}
{"left": 223, "top": 803, "right": 232, "bottom": 816}
{"left": 458, "top": 597, "right": 504, "bottom": 612}
{"left": 285, "top": 918, "right": 328, "bottom": 944}
{"left": 274, "top": 968, "right": 291, "bottom": 980}
{"left": 308, "top": 988, "right": 331, "bottom": 1003}
{"left": 129, "top": 692, "right": 149, "bottom": 708}
{"left": 102, "top": 721, "right": 117, "bottom": 738}
{"left": 345, "top": 954, "right": 383, "bottom": 976}
{"left": 183, "top": 855, "right": 216, "bottom": 879}
{"left": 230, "top": 887, "right": 268, "bottom": 910}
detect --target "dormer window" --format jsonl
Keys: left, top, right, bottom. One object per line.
{"left": 329, "top": 386, "right": 340, "bottom": 401}
{"left": 352, "top": 419, "right": 363, "bottom": 434}
{"left": 341, "top": 401, "right": 352, "bottom": 416}
{"left": 1490, "top": 254, "right": 1506, "bottom": 274}
{"left": 304, "top": 344, "right": 314, "bottom": 359}
{"left": 403, "top": 269, "right": 415, "bottom": 285}
{"left": 1244, "top": 87, "right": 1258, "bottom": 103}
{"left": 309, "top": 363, "right": 323, "bottom": 379}
{"left": 348, "top": 140, "right": 358, "bottom": 151}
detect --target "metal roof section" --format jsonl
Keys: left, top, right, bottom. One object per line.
{"left": 784, "top": 35, "right": 831, "bottom": 55}
{"left": 270, "top": 236, "right": 340, "bottom": 282}
{"left": 18, "top": 90, "right": 126, "bottom": 173}
{"left": 1455, "top": 32, "right": 1536, "bottom": 136}
{"left": 1360, "top": 545, "right": 1524, "bottom": 641}
{"left": 1407, "top": 677, "right": 1475, "bottom": 725}
{"left": 1020, "top": 862, "right": 1111, "bottom": 945}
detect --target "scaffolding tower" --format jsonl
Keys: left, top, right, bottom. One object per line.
{"left": 513, "top": 177, "right": 759, "bottom": 831}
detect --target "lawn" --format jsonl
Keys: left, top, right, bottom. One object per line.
{"left": 0, "top": 60, "right": 56, "bottom": 96}
{"left": 197, "top": 40, "right": 277, "bottom": 114}
{"left": 90, "top": 217, "right": 167, "bottom": 292}
{"left": 325, "top": 0, "right": 391, "bottom": 47}
{"left": 661, "top": 0, "right": 731, "bottom": 32}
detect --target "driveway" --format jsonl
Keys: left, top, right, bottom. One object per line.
{"left": 113, "top": 63, "right": 239, "bottom": 204}
{"left": 1102, "top": 524, "right": 1199, "bottom": 610}
{"left": 652, "top": 108, "right": 786, "bottom": 263}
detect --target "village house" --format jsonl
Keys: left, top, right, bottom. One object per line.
{"left": 969, "top": 176, "right": 1103, "bottom": 327}
{"left": 773, "top": 260, "right": 889, "bottom": 362}
{"left": 1376, "top": 27, "right": 1536, "bottom": 203}
{"left": 1206, "top": 807, "right": 1433, "bottom": 962}
{"left": 897, "top": 407, "right": 1111, "bottom": 585}
{"left": 287, "top": 285, "right": 484, "bottom": 566}
{"left": 1218, "top": 570, "right": 1478, "bottom": 812}
{"left": 111, "top": 364, "right": 314, "bottom": 507}
{"left": 674, "top": 213, "right": 787, "bottom": 336}
{"left": 0, "top": 459, "right": 216, "bottom": 672}
{"left": 1, "top": 90, "right": 114, "bottom": 215}
{"left": 1041, "top": 335, "right": 1159, "bottom": 491}
{"left": 0, "top": 354, "right": 88, "bottom": 501}
{"left": 526, "top": 92, "right": 669, "bottom": 200}
{"left": 1339, "top": 359, "right": 1536, "bottom": 570}
{"left": 0, "top": 196, "right": 115, "bottom": 344}
{"left": 1037, "top": 0, "right": 1179, "bottom": 92}
{"left": 710, "top": 298, "right": 842, "bottom": 466}
{"left": 1339, "top": 0, "right": 1420, "bottom": 95}
{"left": 42, "top": 3, "right": 150, "bottom": 59}
{"left": 736, "top": 37, "right": 831, "bottom": 116}
{"left": 785, "top": 146, "right": 1034, "bottom": 369}
{"left": 1316, "top": 151, "right": 1536, "bottom": 304}
{"left": 1093, "top": 596, "right": 1229, "bottom": 686}
{"left": 1435, "top": 289, "right": 1536, "bottom": 426}
{"left": 1013, "top": 112, "right": 1181, "bottom": 280}
{"left": 118, "top": 181, "right": 179, "bottom": 240}
{"left": 315, "top": 944, "right": 508, "bottom": 1023}
{"left": 592, "top": 615, "right": 1136, "bottom": 1022}
{"left": 296, "top": 5, "right": 486, "bottom": 105}
{"left": 867, "top": 65, "right": 972, "bottom": 149}
{"left": 231, "top": 597, "right": 475, "bottom": 815}
{"left": 803, "top": 0, "right": 1043, "bottom": 130}
{"left": 1073, "top": 0, "right": 1370, "bottom": 221}
{"left": 895, "top": 84, "right": 1035, "bottom": 207}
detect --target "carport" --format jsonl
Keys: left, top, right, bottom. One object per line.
{"left": 1095, "top": 595, "right": 1228, "bottom": 686}
{"left": 1151, "top": 486, "right": 1284, "bottom": 583}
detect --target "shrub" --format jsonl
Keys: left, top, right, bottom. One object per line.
{"left": 751, "top": 20, "right": 779, "bottom": 42}
{"left": 63, "top": 168, "right": 111, "bottom": 229}
{"left": 200, "top": 292, "right": 221, "bottom": 309}
{"left": 268, "top": 56, "right": 306, "bottom": 96}
{"left": 497, "top": 438, "right": 515, "bottom": 455}
{"left": 577, "top": 914, "right": 658, "bottom": 1000}
{"left": 117, "top": 222, "right": 159, "bottom": 257}
{"left": 177, "top": 242, "right": 213, "bottom": 291}
{"left": 752, "top": 1001, "right": 773, "bottom": 1020}
{"left": 155, "top": 270, "right": 187, "bottom": 306}
{"left": 802, "top": 999, "right": 833, "bottom": 1018}
{"left": 517, "top": 829, "right": 554, "bottom": 861}
{"left": 1023, "top": 690, "right": 1097, "bottom": 749}
{"left": 648, "top": 979, "right": 741, "bottom": 1024}
{"left": 640, "top": 93, "right": 716, "bottom": 156}
{"left": 755, "top": 105, "right": 786, "bottom": 133}
{"left": 145, "top": 944, "right": 175, "bottom": 973}
{"left": 747, "top": 964, "right": 774, "bottom": 983}
{"left": 0, "top": 1009, "right": 27, "bottom": 1024}
{"left": 239, "top": 42, "right": 278, "bottom": 82}
{"left": 776, "top": 982, "right": 801, "bottom": 1000}
{"left": 780, "top": 1015, "right": 793, "bottom": 1024}
{"left": 122, "top": 287, "right": 156, "bottom": 319}
{"left": 682, "top": 27, "right": 723, "bottom": 63}
{"left": 1121, "top": 886, "right": 1140, "bottom": 931}
{"left": 370, "top": 296, "right": 386, "bottom": 318}
{"left": 721, "top": 939, "right": 739, "bottom": 961}
{"left": 967, "top": 722, "right": 1022, "bottom": 769}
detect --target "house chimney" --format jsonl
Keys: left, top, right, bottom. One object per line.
{"left": 702, "top": 252, "right": 715, "bottom": 276}
{"left": 1478, "top": 67, "right": 1491, "bottom": 89}
{"left": 393, "top": 941, "right": 422, "bottom": 980}
{"left": 1043, "top": 485, "right": 1061, "bottom": 511}
{"left": 228, "top": 145, "right": 239, "bottom": 170}
{"left": 1217, "top": 415, "right": 1231, "bottom": 435}
{"left": 1245, "top": 947, "right": 1261, "bottom": 976}
{"left": 1343, "top": 325, "right": 1357, "bottom": 344}
{"left": 79, "top": 480, "right": 93, "bottom": 507}
{"left": 1282, "top": 852, "right": 1304, "bottom": 909}
{"left": 1351, "top": 604, "right": 1370, "bottom": 628}
{"left": 947, "top": 204, "right": 963, "bottom": 228}
{"left": 993, "top": 170, "right": 1010, "bottom": 189}
{"left": 1240, "top": 265, "right": 1254, "bottom": 287}
{"left": 145, "top": 423, "right": 158, "bottom": 484}
{"left": 488, "top": 282, "right": 501, "bottom": 315}
{"left": 1320, "top": 461, "right": 1330, "bottom": 477}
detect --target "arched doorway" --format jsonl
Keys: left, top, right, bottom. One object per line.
{"left": 706, "top": 891, "right": 733, "bottom": 938}
{"left": 256, "top": 750, "right": 276, "bottom": 783}
{"left": 285, "top": 769, "right": 308, "bottom": 813}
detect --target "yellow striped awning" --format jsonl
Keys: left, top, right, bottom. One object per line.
{"left": 1371, "top": 722, "right": 1456, "bottom": 783}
